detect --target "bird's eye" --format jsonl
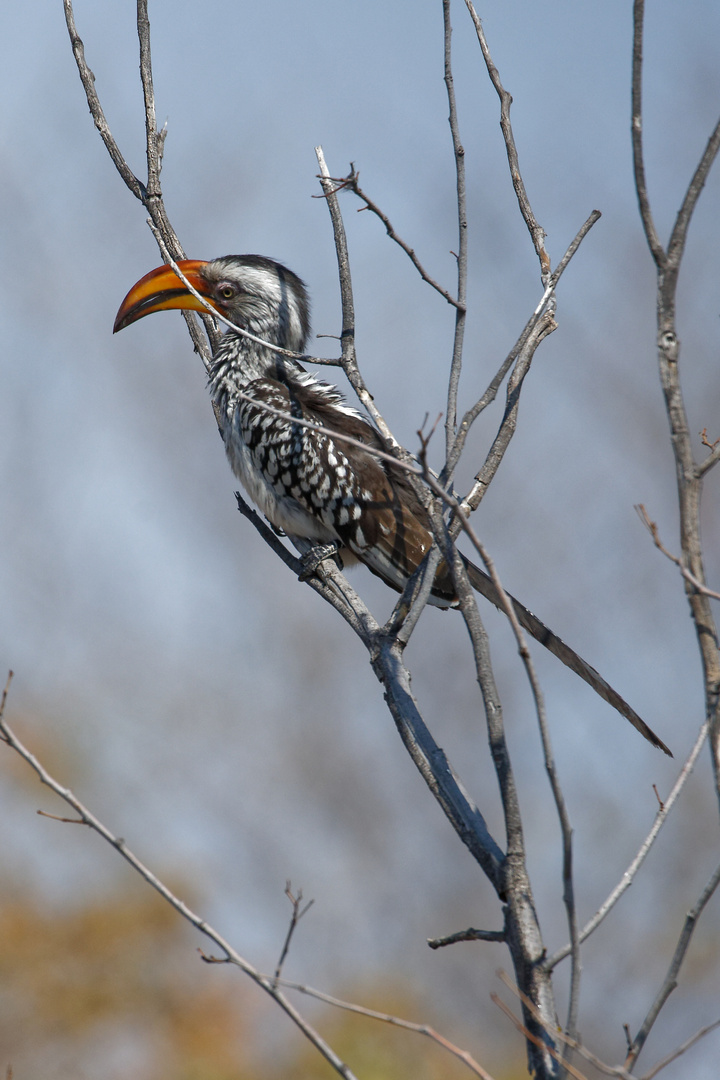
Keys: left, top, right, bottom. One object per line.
{"left": 217, "top": 283, "right": 237, "bottom": 301}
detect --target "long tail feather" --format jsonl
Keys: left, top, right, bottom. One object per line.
{"left": 462, "top": 557, "right": 672, "bottom": 756}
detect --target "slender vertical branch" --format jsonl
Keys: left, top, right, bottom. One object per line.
{"left": 137, "top": 0, "right": 160, "bottom": 193}
{"left": 427, "top": 530, "right": 559, "bottom": 1079}
{"left": 315, "top": 147, "right": 399, "bottom": 450}
{"left": 544, "top": 718, "right": 709, "bottom": 970}
{"left": 632, "top": 0, "right": 720, "bottom": 805}
{"left": 666, "top": 112, "right": 720, "bottom": 287}
{"left": 631, "top": 0, "right": 665, "bottom": 267}
{"left": 464, "top": 0, "right": 550, "bottom": 279}
{"left": 63, "top": 0, "right": 145, "bottom": 201}
{"left": 64, "top": 0, "right": 216, "bottom": 369}
{"left": 442, "top": 0, "right": 468, "bottom": 460}
{"left": 134, "top": 0, "right": 188, "bottom": 263}
{"left": 625, "top": 861, "right": 720, "bottom": 1070}
{"left": 448, "top": 210, "right": 599, "bottom": 504}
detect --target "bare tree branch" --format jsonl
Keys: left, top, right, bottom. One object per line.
{"left": 463, "top": 0, "right": 550, "bottom": 279}
{"left": 442, "top": 0, "right": 469, "bottom": 458}
{"left": 636, "top": 504, "right": 720, "bottom": 601}
{"left": 320, "top": 167, "right": 463, "bottom": 309}
{"left": 697, "top": 437, "right": 720, "bottom": 478}
{"left": 640, "top": 1018, "right": 720, "bottom": 1080}
{"left": 273, "top": 883, "right": 314, "bottom": 988}
{"left": 491, "top": 993, "right": 590, "bottom": 1080}
{"left": 63, "top": 0, "right": 146, "bottom": 202}
{"left": 428, "top": 927, "right": 506, "bottom": 948}
{"left": 631, "top": 0, "right": 720, "bottom": 805}
{"left": 630, "top": 0, "right": 665, "bottom": 266}
{"left": 274, "top": 977, "right": 499, "bottom": 1080}
{"left": 450, "top": 211, "right": 600, "bottom": 501}
{"left": 0, "top": 680, "right": 359, "bottom": 1080}
{"left": 315, "top": 146, "right": 400, "bottom": 449}
{"left": 625, "top": 860, "right": 720, "bottom": 1069}
{"left": 544, "top": 719, "right": 709, "bottom": 971}
{"left": 430, "top": 536, "right": 559, "bottom": 1077}
{"left": 497, "top": 970, "right": 636, "bottom": 1080}
{"left": 667, "top": 113, "right": 720, "bottom": 276}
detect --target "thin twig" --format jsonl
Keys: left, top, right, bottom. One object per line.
{"left": 700, "top": 427, "right": 720, "bottom": 451}
{"left": 463, "top": 0, "right": 550, "bottom": 278}
{"left": 427, "top": 927, "right": 505, "bottom": 948}
{"left": 387, "top": 546, "right": 445, "bottom": 649}
{"left": 321, "top": 168, "right": 462, "bottom": 309}
{"left": 455, "top": 309, "right": 554, "bottom": 513}
{"left": 666, "top": 112, "right": 720, "bottom": 275}
{"left": 640, "top": 1017, "right": 720, "bottom": 1080}
{"left": 273, "top": 883, "right": 314, "bottom": 987}
{"left": 138, "top": 0, "right": 160, "bottom": 195}
{"left": 697, "top": 442, "right": 720, "bottom": 478}
{"left": 631, "top": 0, "right": 665, "bottom": 266}
{"left": 497, "top": 970, "right": 635, "bottom": 1080}
{"left": 544, "top": 718, "right": 709, "bottom": 971}
{"left": 491, "top": 993, "right": 590, "bottom": 1080}
{"left": 0, "top": 693, "right": 358, "bottom": 1080}
{"left": 134, "top": 1, "right": 190, "bottom": 266}
{"left": 449, "top": 210, "right": 600, "bottom": 494}
{"left": 63, "top": 0, "right": 146, "bottom": 202}
{"left": 274, "top": 978, "right": 498, "bottom": 1080}
{"left": 625, "top": 860, "right": 720, "bottom": 1069}
{"left": 636, "top": 504, "right": 720, "bottom": 600}
{"left": 442, "top": 0, "right": 469, "bottom": 459}
{"left": 491, "top": 530, "right": 582, "bottom": 1047}
{"left": 315, "top": 147, "right": 398, "bottom": 448}
{"left": 0, "top": 671, "right": 14, "bottom": 739}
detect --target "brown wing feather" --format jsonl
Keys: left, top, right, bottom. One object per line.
{"left": 295, "top": 384, "right": 440, "bottom": 590}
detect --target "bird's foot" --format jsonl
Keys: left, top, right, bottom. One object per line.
{"left": 298, "top": 542, "right": 344, "bottom": 581}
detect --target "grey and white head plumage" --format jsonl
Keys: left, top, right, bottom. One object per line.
{"left": 201, "top": 255, "right": 310, "bottom": 352}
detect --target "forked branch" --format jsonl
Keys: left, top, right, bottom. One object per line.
{"left": 632, "top": 0, "right": 720, "bottom": 803}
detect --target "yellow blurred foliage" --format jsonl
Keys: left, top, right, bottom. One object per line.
{"left": 0, "top": 886, "right": 257, "bottom": 1079}
{"left": 0, "top": 886, "right": 522, "bottom": 1080}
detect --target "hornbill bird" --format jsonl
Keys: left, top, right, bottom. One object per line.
{"left": 114, "top": 254, "right": 671, "bottom": 755}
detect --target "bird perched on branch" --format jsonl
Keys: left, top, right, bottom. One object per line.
{"left": 114, "top": 254, "right": 670, "bottom": 755}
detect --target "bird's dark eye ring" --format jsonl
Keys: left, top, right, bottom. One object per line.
{"left": 217, "top": 283, "right": 236, "bottom": 301}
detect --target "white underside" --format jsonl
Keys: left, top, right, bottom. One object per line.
{"left": 224, "top": 429, "right": 336, "bottom": 542}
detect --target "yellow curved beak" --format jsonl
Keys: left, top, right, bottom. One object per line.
{"left": 113, "top": 260, "right": 212, "bottom": 333}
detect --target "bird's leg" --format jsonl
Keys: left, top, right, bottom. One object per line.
{"left": 298, "top": 541, "right": 345, "bottom": 581}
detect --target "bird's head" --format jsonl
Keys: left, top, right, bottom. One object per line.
{"left": 113, "top": 254, "right": 310, "bottom": 352}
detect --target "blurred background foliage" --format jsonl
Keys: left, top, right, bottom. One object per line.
{"left": 1, "top": 0, "right": 720, "bottom": 1076}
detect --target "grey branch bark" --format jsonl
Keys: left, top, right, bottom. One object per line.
{"left": 632, "top": 0, "right": 720, "bottom": 807}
